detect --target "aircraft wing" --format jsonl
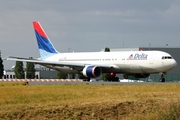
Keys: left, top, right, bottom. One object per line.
{"left": 4, "top": 56, "right": 117, "bottom": 70}
{"left": 5, "top": 56, "right": 85, "bottom": 67}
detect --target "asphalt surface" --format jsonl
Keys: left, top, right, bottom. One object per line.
{"left": 28, "top": 81, "right": 180, "bottom": 85}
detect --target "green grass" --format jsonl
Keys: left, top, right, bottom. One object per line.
{"left": 0, "top": 82, "right": 180, "bottom": 119}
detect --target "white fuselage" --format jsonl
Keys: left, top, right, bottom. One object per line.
{"left": 44, "top": 50, "right": 177, "bottom": 74}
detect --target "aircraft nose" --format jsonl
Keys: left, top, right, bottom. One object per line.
{"left": 163, "top": 59, "right": 177, "bottom": 71}
{"left": 171, "top": 59, "right": 177, "bottom": 68}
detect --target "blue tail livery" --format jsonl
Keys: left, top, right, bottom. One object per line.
{"left": 33, "top": 21, "right": 59, "bottom": 60}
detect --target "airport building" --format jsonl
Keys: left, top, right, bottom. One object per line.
{"left": 3, "top": 47, "right": 179, "bottom": 82}
{"left": 3, "top": 68, "right": 58, "bottom": 79}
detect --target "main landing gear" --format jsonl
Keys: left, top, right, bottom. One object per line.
{"left": 108, "top": 72, "right": 119, "bottom": 82}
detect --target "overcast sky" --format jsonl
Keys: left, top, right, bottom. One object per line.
{"left": 1, "top": 0, "right": 180, "bottom": 69}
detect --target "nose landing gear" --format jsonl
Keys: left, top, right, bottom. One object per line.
{"left": 160, "top": 73, "right": 166, "bottom": 82}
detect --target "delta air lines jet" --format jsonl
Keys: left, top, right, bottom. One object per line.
{"left": 5, "top": 21, "right": 177, "bottom": 82}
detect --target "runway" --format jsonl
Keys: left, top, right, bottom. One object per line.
{"left": 28, "top": 81, "right": 180, "bottom": 85}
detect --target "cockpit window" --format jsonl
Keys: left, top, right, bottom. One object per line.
{"left": 162, "top": 56, "right": 173, "bottom": 59}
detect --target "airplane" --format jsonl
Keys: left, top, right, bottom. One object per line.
{"left": 5, "top": 21, "right": 177, "bottom": 82}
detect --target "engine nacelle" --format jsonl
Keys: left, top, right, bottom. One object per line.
{"left": 82, "top": 66, "right": 102, "bottom": 78}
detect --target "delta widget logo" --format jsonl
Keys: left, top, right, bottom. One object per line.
{"left": 127, "top": 53, "right": 148, "bottom": 60}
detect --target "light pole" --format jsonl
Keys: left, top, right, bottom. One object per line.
{"left": 166, "top": 44, "right": 168, "bottom": 52}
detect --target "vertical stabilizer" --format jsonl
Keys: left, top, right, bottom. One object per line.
{"left": 33, "top": 21, "right": 59, "bottom": 60}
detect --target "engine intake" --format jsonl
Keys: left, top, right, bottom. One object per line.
{"left": 82, "top": 66, "right": 102, "bottom": 78}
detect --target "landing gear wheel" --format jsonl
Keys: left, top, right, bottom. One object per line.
{"left": 108, "top": 76, "right": 119, "bottom": 82}
{"left": 161, "top": 78, "right": 165, "bottom": 82}
{"left": 115, "top": 77, "right": 119, "bottom": 82}
{"left": 108, "top": 76, "right": 112, "bottom": 82}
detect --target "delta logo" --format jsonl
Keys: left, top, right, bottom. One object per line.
{"left": 127, "top": 53, "right": 148, "bottom": 60}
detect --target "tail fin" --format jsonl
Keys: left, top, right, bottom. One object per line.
{"left": 33, "top": 21, "right": 59, "bottom": 60}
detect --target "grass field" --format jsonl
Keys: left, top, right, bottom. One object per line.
{"left": 0, "top": 82, "right": 180, "bottom": 120}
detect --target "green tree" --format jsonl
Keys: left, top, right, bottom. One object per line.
{"left": 57, "top": 71, "right": 67, "bottom": 79}
{"left": 0, "top": 52, "right": 4, "bottom": 78}
{"left": 14, "top": 61, "right": 25, "bottom": 79}
{"left": 101, "top": 74, "right": 110, "bottom": 81}
{"left": 105, "top": 47, "right": 110, "bottom": 52}
{"left": 26, "top": 57, "right": 35, "bottom": 79}
{"left": 101, "top": 47, "right": 110, "bottom": 81}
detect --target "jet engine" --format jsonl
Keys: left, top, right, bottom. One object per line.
{"left": 82, "top": 66, "right": 102, "bottom": 78}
